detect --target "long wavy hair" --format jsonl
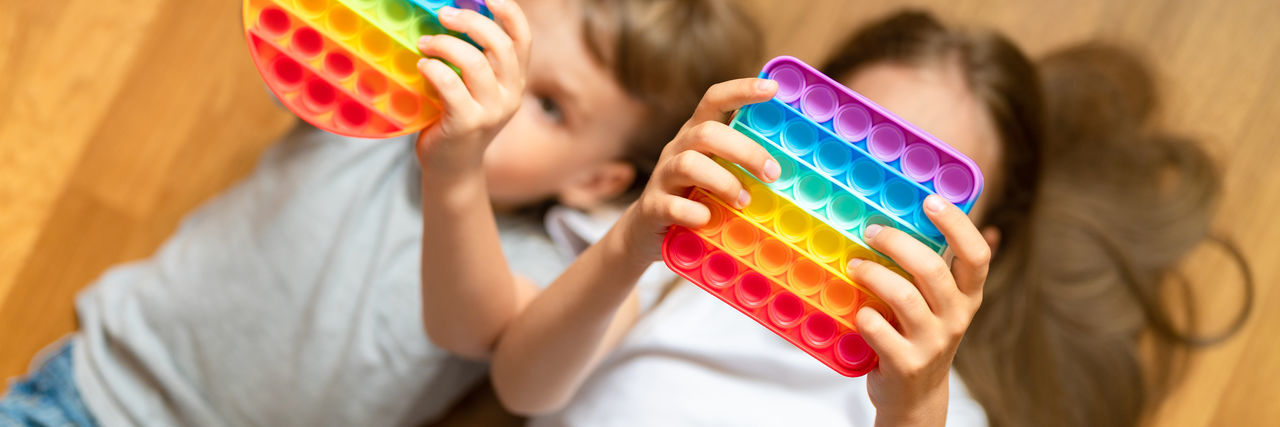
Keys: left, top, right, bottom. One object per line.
{"left": 822, "top": 11, "right": 1253, "bottom": 427}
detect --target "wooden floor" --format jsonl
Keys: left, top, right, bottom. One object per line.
{"left": 1, "top": 0, "right": 1276, "bottom": 425}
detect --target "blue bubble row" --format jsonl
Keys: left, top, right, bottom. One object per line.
{"left": 731, "top": 99, "right": 946, "bottom": 253}
{"left": 405, "top": 0, "right": 492, "bottom": 18}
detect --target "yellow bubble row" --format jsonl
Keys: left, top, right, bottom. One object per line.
{"left": 689, "top": 188, "right": 895, "bottom": 328}
{"left": 717, "top": 159, "right": 909, "bottom": 281}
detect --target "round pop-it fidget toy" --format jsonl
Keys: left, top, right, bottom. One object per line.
{"left": 661, "top": 56, "right": 983, "bottom": 377}
{"left": 242, "top": 0, "right": 491, "bottom": 138}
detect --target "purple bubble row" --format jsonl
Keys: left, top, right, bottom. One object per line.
{"left": 762, "top": 59, "right": 980, "bottom": 206}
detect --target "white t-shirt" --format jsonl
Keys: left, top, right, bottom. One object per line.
{"left": 72, "top": 126, "right": 570, "bottom": 426}
{"left": 530, "top": 212, "right": 989, "bottom": 427}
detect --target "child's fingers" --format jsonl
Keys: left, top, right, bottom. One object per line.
{"left": 854, "top": 305, "right": 910, "bottom": 369}
{"left": 676, "top": 122, "right": 779, "bottom": 183}
{"left": 644, "top": 192, "right": 712, "bottom": 229}
{"left": 418, "top": 35, "right": 500, "bottom": 106}
{"left": 847, "top": 259, "right": 932, "bottom": 337}
{"left": 922, "top": 195, "right": 991, "bottom": 298}
{"left": 686, "top": 78, "right": 778, "bottom": 127}
{"left": 860, "top": 224, "right": 960, "bottom": 316}
{"left": 485, "top": 0, "right": 533, "bottom": 84}
{"left": 418, "top": 58, "right": 478, "bottom": 118}
{"left": 656, "top": 151, "right": 747, "bottom": 209}
{"left": 437, "top": 6, "right": 519, "bottom": 89}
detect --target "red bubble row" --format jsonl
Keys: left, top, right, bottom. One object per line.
{"left": 246, "top": 3, "right": 439, "bottom": 136}
{"left": 663, "top": 227, "right": 878, "bottom": 377}
{"left": 250, "top": 33, "right": 400, "bottom": 134}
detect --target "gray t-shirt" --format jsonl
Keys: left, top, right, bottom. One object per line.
{"left": 72, "top": 126, "right": 568, "bottom": 426}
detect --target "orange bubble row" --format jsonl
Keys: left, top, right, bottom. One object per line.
{"left": 686, "top": 189, "right": 894, "bottom": 326}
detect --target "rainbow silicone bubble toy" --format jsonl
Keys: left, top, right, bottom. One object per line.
{"left": 242, "top": 0, "right": 491, "bottom": 138}
{"left": 661, "top": 56, "right": 983, "bottom": 377}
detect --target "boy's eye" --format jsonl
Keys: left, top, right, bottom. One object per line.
{"left": 537, "top": 95, "right": 565, "bottom": 124}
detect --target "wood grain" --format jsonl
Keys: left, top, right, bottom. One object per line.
{"left": 2, "top": 0, "right": 1276, "bottom": 425}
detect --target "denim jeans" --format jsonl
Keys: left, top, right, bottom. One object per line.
{"left": 0, "top": 340, "right": 97, "bottom": 426}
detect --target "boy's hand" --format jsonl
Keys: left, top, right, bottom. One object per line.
{"left": 849, "top": 195, "right": 992, "bottom": 427}
{"left": 614, "top": 78, "right": 781, "bottom": 265}
{"left": 415, "top": 0, "right": 531, "bottom": 173}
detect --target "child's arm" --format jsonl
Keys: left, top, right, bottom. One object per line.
{"left": 850, "top": 196, "right": 992, "bottom": 427}
{"left": 491, "top": 78, "right": 783, "bottom": 414}
{"left": 415, "top": 1, "right": 536, "bottom": 359}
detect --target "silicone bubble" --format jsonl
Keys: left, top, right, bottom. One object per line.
{"left": 868, "top": 124, "right": 906, "bottom": 162}
{"left": 746, "top": 101, "right": 786, "bottom": 136}
{"left": 736, "top": 271, "right": 772, "bottom": 308}
{"left": 901, "top": 143, "right": 940, "bottom": 182}
{"left": 814, "top": 138, "right": 852, "bottom": 176}
{"left": 821, "top": 280, "right": 858, "bottom": 316}
{"left": 769, "top": 293, "right": 805, "bottom": 328}
{"left": 802, "top": 313, "right": 839, "bottom": 349}
{"left": 703, "top": 252, "right": 739, "bottom": 289}
{"left": 833, "top": 104, "right": 872, "bottom": 142}
{"left": 835, "top": 333, "right": 875, "bottom": 374}
{"left": 667, "top": 229, "right": 706, "bottom": 270}
{"left": 755, "top": 239, "right": 792, "bottom": 276}
{"left": 768, "top": 63, "right": 807, "bottom": 103}
{"left": 800, "top": 85, "right": 839, "bottom": 123}
{"left": 781, "top": 119, "right": 819, "bottom": 156}
{"left": 722, "top": 218, "right": 760, "bottom": 255}
{"left": 242, "top": 0, "right": 492, "bottom": 138}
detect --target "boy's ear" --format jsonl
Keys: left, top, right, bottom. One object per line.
{"left": 557, "top": 161, "right": 636, "bottom": 210}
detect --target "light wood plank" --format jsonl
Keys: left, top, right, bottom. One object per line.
{"left": 2, "top": 1, "right": 1276, "bottom": 425}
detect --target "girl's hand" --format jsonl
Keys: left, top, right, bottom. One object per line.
{"left": 614, "top": 78, "right": 781, "bottom": 265}
{"left": 414, "top": 0, "right": 531, "bottom": 173}
{"left": 849, "top": 195, "right": 992, "bottom": 427}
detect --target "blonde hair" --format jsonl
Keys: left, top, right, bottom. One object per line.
{"left": 580, "top": 0, "right": 763, "bottom": 194}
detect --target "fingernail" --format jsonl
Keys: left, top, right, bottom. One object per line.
{"left": 864, "top": 224, "right": 883, "bottom": 239}
{"left": 925, "top": 194, "right": 946, "bottom": 213}
{"left": 418, "top": 35, "right": 433, "bottom": 49}
{"left": 763, "top": 159, "right": 780, "bottom": 182}
{"left": 488, "top": 0, "right": 504, "bottom": 5}
{"left": 417, "top": 58, "right": 429, "bottom": 70}
{"left": 756, "top": 78, "right": 777, "bottom": 92}
{"left": 846, "top": 258, "right": 863, "bottom": 272}
{"left": 737, "top": 189, "right": 751, "bottom": 209}
{"left": 439, "top": 6, "right": 458, "bottom": 19}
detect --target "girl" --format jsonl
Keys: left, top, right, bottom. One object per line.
{"left": 494, "top": 9, "right": 1251, "bottom": 427}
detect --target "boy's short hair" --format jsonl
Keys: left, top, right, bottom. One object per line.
{"left": 580, "top": 0, "right": 763, "bottom": 195}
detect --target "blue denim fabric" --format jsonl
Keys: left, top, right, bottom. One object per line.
{"left": 0, "top": 342, "right": 97, "bottom": 427}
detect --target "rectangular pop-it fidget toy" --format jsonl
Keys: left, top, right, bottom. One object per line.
{"left": 242, "top": 0, "right": 491, "bottom": 138}
{"left": 661, "top": 56, "right": 984, "bottom": 377}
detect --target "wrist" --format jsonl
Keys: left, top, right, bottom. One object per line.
{"left": 420, "top": 168, "right": 488, "bottom": 210}
{"left": 601, "top": 212, "right": 658, "bottom": 278}
{"left": 416, "top": 130, "right": 493, "bottom": 176}
{"left": 874, "top": 384, "right": 949, "bottom": 427}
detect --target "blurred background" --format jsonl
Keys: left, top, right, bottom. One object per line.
{"left": 1, "top": 0, "right": 1275, "bottom": 425}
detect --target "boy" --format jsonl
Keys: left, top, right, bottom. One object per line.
{"left": 0, "top": 0, "right": 760, "bottom": 425}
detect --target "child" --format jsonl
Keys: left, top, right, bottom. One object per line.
{"left": 0, "top": 0, "right": 760, "bottom": 425}
{"left": 490, "top": 10, "right": 1249, "bottom": 427}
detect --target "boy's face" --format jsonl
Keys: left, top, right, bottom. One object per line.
{"left": 480, "top": 0, "right": 647, "bottom": 212}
